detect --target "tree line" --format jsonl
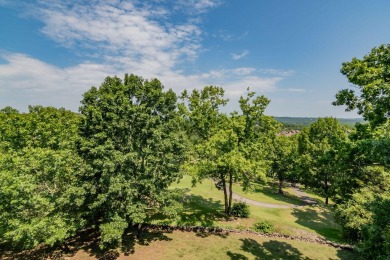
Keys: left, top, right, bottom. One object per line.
{"left": 0, "top": 44, "right": 389, "bottom": 258}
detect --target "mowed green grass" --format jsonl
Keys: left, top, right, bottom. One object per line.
{"left": 151, "top": 175, "right": 344, "bottom": 242}
{"left": 233, "top": 182, "right": 303, "bottom": 206}
{"left": 20, "top": 176, "right": 352, "bottom": 259}
{"left": 69, "top": 230, "right": 355, "bottom": 260}
{"left": 126, "top": 230, "right": 355, "bottom": 259}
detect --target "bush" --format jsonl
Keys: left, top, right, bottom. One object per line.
{"left": 231, "top": 202, "right": 250, "bottom": 218}
{"left": 253, "top": 220, "right": 274, "bottom": 234}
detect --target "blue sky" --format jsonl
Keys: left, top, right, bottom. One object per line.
{"left": 1, "top": 0, "right": 390, "bottom": 117}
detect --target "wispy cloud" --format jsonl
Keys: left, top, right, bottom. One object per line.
{"left": 175, "top": 0, "right": 222, "bottom": 14}
{"left": 31, "top": 0, "right": 205, "bottom": 75}
{"left": 0, "top": 53, "right": 280, "bottom": 111}
{"left": 0, "top": 0, "right": 294, "bottom": 112}
{"left": 216, "top": 30, "right": 248, "bottom": 42}
{"left": 231, "top": 50, "right": 249, "bottom": 60}
{"left": 287, "top": 88, "right": 305, "bottom": 92}
{"left": 0, "top": 53, "right": 114, "bottom": 110}
{"left": 258, "top": 69, "right": 296, "bottom": 76}
{"left": 231, "top": 67, "right": 256, "bottom": 75}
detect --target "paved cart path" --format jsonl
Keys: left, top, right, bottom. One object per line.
{"left": 232, "top": 186, "right": 318, "bottom": 209}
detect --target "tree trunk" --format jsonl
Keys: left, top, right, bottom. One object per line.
{"left": 278, "top": 177, "right": 284, "bottom": 194}
{"left": 324, "top": 176, "right": 329, "bottom": 205}
{"left": 228, "top": 172, "right": 233, "bottom": 214}
{"left": 221, "top": 173, "right": 228, "bottom": 214}
{"left": 136, "top": 223, "right": 143, "bottom": 239}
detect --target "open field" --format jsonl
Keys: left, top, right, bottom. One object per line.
{"left": 148, "top": 175, "right": 345, "bottom": 242}
{"left": 74, "top": 230, "right": 355, "bottom": 260}
{"left": 2, "top": 228, "right": 355, "bottom": 260}
{"left": 1, "top": 175, "right": 353, "bottom": 259}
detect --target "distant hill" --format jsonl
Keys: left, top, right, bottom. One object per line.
{"left": 274, "top": 117, "right": 365, "bottom": 130}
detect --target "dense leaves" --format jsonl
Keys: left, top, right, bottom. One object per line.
{"left": 297, "top": 117, "right": 348, "bottom": 204}
{"left": 183, "top": 89, "right": 279, "bottom": 214}
{"left": 78, "top": 74, "right": 187, "bottom": 247}
{"left": 333, "top": 44, "right": 390, "bottom": 127}
{"left": 0, "top": 107, "right": 85, "bottom": 249}
{"left": 268, "top": 135, "right": 298, "bottom": 194}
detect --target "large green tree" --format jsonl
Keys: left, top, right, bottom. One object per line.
{"left": 335, "top": 166, "right": 390, "bottom": 258}
{"left": 297, "top": 117, "right": 348, "bottom": 204}
{"left": 268, "top": 135, "right": 298, "bottom": 194}
{"left": 0, "top": 107, "right": 86, "bottom": 249}
{"left": 78, "top": 74, "right": 187, "bottom": 248}
{"left": 186, "top": 89, "right": 279, "bottom": 214}
{"left": 179, "top": 86, "right": 228, "bottom": 143}
{"left": 333, "top": 44, "right": 390, "bottom": 127}
{"left": 193, "top": 127, "right": 251, "bottom": 214}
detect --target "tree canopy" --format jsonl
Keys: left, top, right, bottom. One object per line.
{"left": 78, "top": 74, "right": 187, "bottom": 247}
{"left": 333, "top": 44, "right": 390, "bottom": 127}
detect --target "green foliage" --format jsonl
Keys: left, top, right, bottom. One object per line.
{"left": 185, "top": 88, "right": 279, "bottom": 214}
{"left": 99, "top": 214, "right": 128, "bottom": 249}
{"left": 78, "top": 74, "right": 187, "bottom": 248}
{"left": 179, "top": 86, "right": 228, "bottom": 142}
{"left": 297, "top": 117, "right": 348, "bottom": 204}
{"left": 230, "top": 202, "right": 250, "bottom": 218}
{"left": 335, "top": 167, "right": 390, "bottom": 258}
{"left": 268, "top": 135, "right": 298, "bottom": 193}
{"left": 333, "top": 44, "right": 390, "bottom": 127}
{"left": 253, "top": 220, "right": 275, "bottom": 234}
{"left": 0, "top": 107, "right": 86, "bottom": 249}
{"left": 0, "top": 106, "right": 80, "bottom": 150}
{"left": 275, "top": 117, "right": 364, "bottom": 131}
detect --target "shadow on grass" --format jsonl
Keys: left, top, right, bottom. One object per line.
{"left": 291, "top": 205, "right": 342, "bottom": 242}
{"left": 0, "top": 226, "right": 172, "bottom": 260}
{"left": 237, "top": 182, "right": 304, "bottom": 206}
{"left": 195, "top": 230, "right": 229, "bottom": 239}
{"left": 227, "top": 238, "right": 311, "bottom": 260}
{"left": 177, "top": 194, "right": 226, "bottom": 227}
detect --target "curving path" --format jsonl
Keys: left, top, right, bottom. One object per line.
{"left": 232, "top": 186, "right": 317, "bottom": 209}
{"left": 232, "top": 192, "right": 293, "bottom": 209}
{"left": 289, "top": 186, "right": 318, "bottom": 205}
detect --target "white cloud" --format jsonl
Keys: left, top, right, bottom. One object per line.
{"left": 0, "top": 0, "right": 295, "bottom": 112}
{"left": 175, "top": 0, "right": 222, "bottom": 14}
{"left": 231, "top": 50, "right": 249, "bottom": 60}
{"left": 231, "top": 67, "right": 256, "bottom": 75}
{"left": 223, "top": 76, "right": 281, "bottom": 97}
{"left": 0, "top": 53, "right": 282, "bottom": 111}
{"left": 0, "top": 53, "right": 114, "bottom": 110}
{"left": 32, "top": 0, "right": 203, "bottom": 75}
{"left": 287, "top": 88, "right": 305, "bottom": 92}
{"left": 258, "top": 69, "right": 296, "bottom": 76}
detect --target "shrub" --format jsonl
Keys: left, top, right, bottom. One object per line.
{"left": 231, "top": 202, "right": 250, "bottom": 218}
{"left": 253, "top": 220, "right": 274, "bottom": 234}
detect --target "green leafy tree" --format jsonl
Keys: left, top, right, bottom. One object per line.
{"left": 333, "top": 44, "right": 390, "bottom": 127}
{"left": 78, "top": 74, "right": 187, "bottom": 248}
{"left": 0, "top": 106, "right": 80, "bottom": 151}
{"left": 335, "top": 166, "right": 390, "bottom": 258}
{"left": 0, "top": 107, "right": 85, "bottom": 249}
{"left": 193, "top": 128, "right": 251, "bottom": 214}
{"left": 188, "top": 89, "right": 279, "bottom": 214}
{"left": 297, "top": 117, "right": 348, "bottom": 204}
{"left": 268, "top": 135, "right": 298, "bottom": 194}
{"left": 0, "top": 148, "right": 87, "bottom": 249}
{"left": 179, "top": 86, "right": 228, "bottom": 143}
{"left": 0, "top": 106, "right": 19, "bottom": 114}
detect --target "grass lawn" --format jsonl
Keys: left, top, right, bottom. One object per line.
{"left": 4, "top": 176, "right": 352, "bottom": 259}
{"left": 70, "top": 230, "right": 355, "bottom": 260}
{"left": 233, "top": 182, "right": 303, "bottom": 206}
{"left": 152, "top": 175, "right": 344, "bottom": 242}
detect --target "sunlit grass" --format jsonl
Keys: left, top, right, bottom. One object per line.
{"left": 126, "top": 230, "right": 355, "bottom": 260}
{"left": 233, "top": 182, "right": 303, "bottom": 206}
{"left": 151, "top": 175, "right": 345, "bottom": 242}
